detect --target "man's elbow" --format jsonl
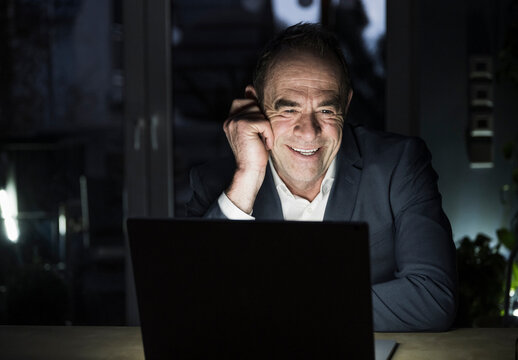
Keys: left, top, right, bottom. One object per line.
{"left": 400, "top": 280, "right": 458, "bottom": 332}
{"left": 419, "top": 292, "right": 457, "bottom": 332}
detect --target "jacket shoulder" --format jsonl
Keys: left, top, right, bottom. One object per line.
{"left": 186, "top": 156, "right": 236, "bottom": 216}
{"left": 350, "top": 124, "right": 430, "bottom": 165}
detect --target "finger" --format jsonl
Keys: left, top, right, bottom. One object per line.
{"left": 252, "top": 120, "right": 274, "bottom": 151}
{"left": 229, "top": 99, "right": 261, "bottom": 116}
{"left": 223, "top": 115, "right": 267, "bottom": 140}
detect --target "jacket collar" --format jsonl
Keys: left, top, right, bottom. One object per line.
{"left": 323, "top": 123, "right": 363, "bottom": 221}
{"left": 253, "top": 162, "right": 284, "bottom": 220}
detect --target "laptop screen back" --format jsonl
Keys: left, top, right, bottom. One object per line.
{"left": 127, "top": 219, "right": 373, "bottom": 359}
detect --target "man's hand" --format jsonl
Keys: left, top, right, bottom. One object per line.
{"left": 223, "top": 85, "right": 274, "bottom": 214}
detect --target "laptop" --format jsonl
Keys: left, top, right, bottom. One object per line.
{"left": 127, "top": 218, "right": 394, "bottom": 359}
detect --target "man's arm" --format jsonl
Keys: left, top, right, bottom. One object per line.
{"left": 186, "top": 164, "right": 254, "bottom": 219}
{"left": 222, "top": 85, "right": 273, "bottom": 214}
{"left": 186, "top": 85, "right": 273, "bottom": 218}
{"left": 372, "top": 138, "right": 457, "bottom": 332}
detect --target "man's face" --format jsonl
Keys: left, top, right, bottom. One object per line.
{"left": 262, "top": 50, "right": 351, "bottom": 194}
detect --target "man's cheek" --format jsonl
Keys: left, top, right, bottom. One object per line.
{"left": 322, "top": 116, "right": 344, "bottom": 128}
{"left": 269, "top": 118, "right": 284, "bottom": 138}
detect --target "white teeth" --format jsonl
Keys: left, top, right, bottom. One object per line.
{"left": 291, "top": 147, "right": 318, "bottom": 156}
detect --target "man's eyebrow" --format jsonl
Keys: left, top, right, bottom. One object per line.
{"left": 274, "top": 98, "right": 301, "bottom": 110}
{"left": 318, "top": 97, "right": 342, "bottom": 109}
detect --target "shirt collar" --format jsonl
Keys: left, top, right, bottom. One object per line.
{"left": 269, "top": 157, "right": 336, "bottom": 199}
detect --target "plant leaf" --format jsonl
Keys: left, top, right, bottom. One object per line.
{"left": 512, "top": 262, "right": 518, "bottom": 291}
{"left": 497, "top": 228, "right": 515, "bottom": 251}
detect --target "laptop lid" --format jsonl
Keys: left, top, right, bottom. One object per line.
{"left": 127, "top": 218, "right": 373, "bottom": 359}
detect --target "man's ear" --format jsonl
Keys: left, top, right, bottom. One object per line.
{"left": 244, "top": 85, "right": 258, "bottom": 101}
{"left": 344, "top": 89, "right": 353, "bottom": 115}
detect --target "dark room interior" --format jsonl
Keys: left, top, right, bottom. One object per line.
{"left": 1, "top": 0, "right": 518, "bottom": 358}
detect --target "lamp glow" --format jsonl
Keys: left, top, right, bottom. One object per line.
{"left": 0, "top": 189, "right": 19, "bottom": 242}
{"left": 59, "top": 213, "right": 66, "bottom": 236}
{"left": 513, "top": 309, "right": 518, "bottom": 317}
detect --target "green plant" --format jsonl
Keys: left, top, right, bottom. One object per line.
{"left": 457, "top": 0, "right": 518, "bottom": 327}
{"left": 456, "top": 234, "right": 507, "bottom": 327}
{"left": 499, "top": 135, "right": 518, "bottom": 323}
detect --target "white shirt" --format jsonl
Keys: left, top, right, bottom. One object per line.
{"left": 217, "top": 159, "right": 336, "bottom": 221}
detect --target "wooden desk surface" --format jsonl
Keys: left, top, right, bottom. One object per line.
{"left": 376, "top": 328, "right": 518, "bottom": 360}
{"left": 0, "top": 326, "right": 517, "bottom": 359}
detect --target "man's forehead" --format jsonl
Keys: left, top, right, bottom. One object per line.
{"left": 263, "top": 54, "right": 342, "bottom": 93}
{"left": 272, "top": 88, "right": 341, "bottom": 102}
{"left": 268, "top": 48, "right": 342, "bottom": 75}
{"left": 266, "top": 74, "right": 342, "bottom": 105}
{"left": 272, "top": 93, "right": 342, "bottom": 110}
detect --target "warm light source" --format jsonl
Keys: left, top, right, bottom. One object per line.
{"left": 0, "top": 189, "right": 19, "bottom": 242}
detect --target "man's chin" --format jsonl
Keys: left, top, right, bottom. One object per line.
{"left": 283, "top": 170, "right": 325, "bottom": 187}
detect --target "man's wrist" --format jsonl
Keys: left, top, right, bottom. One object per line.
{"left": 225, "top": 168, "right": 265, "bottom": 214}
{"left": 218, "top": 192, "right": 254, "bottom": 220}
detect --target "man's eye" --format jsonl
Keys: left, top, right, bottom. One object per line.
{"left": 320, "top": 109, "right": 334, "bottom": 114}
{"left": 283, "top": 109, "right": 296, "bottom": 114}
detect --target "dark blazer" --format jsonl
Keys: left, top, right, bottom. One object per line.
{"left": 187, "top": 124, "right": 457, "bottom": 332}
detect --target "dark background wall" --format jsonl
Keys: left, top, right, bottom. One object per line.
{"left": 399, "top": 0, "right": 518, "bottom": 244}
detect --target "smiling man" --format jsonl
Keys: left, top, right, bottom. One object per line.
{"left": 187, "top": 23, "right": 457, "bottom": 332}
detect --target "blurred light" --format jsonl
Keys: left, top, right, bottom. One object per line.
{"left": 510, "top": 288, "right": 516, "bottom": 297}
{"left": 3, "top": 217, "right": 19, "bottom": 242}
{"left": 470, "top": 162, "right": 494, "bottom": 169}
{"left": 59, "top": 213, "right": 67, "bottom": 236}
{"left": 241, "top": 0, "right": 265, "bottom": 13}
{"left": 513, "top": 309, "right": 518, "bottom": 317}
{"left": 360, "top": 0, "right": 386, "bottom": 76}
{"left": 0, "top": 190, "right": 13, "bottom": 217}
{"left": 361, "top": 0, "right": 386, "bottom": 53}
{"left": 171, "top": 26, "right": 183, "bottom": 46}
{"left": 0, "top": 189, "right": 19, "bottom": 242}
{"left": 58, "top": 204, "right": 67, "bottom": 261}
{"left": 272, "top": 0, "right": 320, "bottom": 28}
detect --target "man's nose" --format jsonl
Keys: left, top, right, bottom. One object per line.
{"left": 293, "top": 112, "right": 321, "bottom": 141}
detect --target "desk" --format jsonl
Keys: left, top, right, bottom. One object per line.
{"left": 376, "top": 328, "right": 518, "bottom": 359}
{"left": 0, "top": 326, "right": 516, "bottom": 359}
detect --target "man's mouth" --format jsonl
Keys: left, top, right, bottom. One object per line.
{"left": 289, "top": 146, "right": 319, "bottom": 156}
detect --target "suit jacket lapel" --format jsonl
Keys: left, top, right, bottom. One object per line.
{"left": 253, "top": 163, "right": 284, "bottom": 220}
{"left": 324, "top": 124, "right": 363, "bottom": 221}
